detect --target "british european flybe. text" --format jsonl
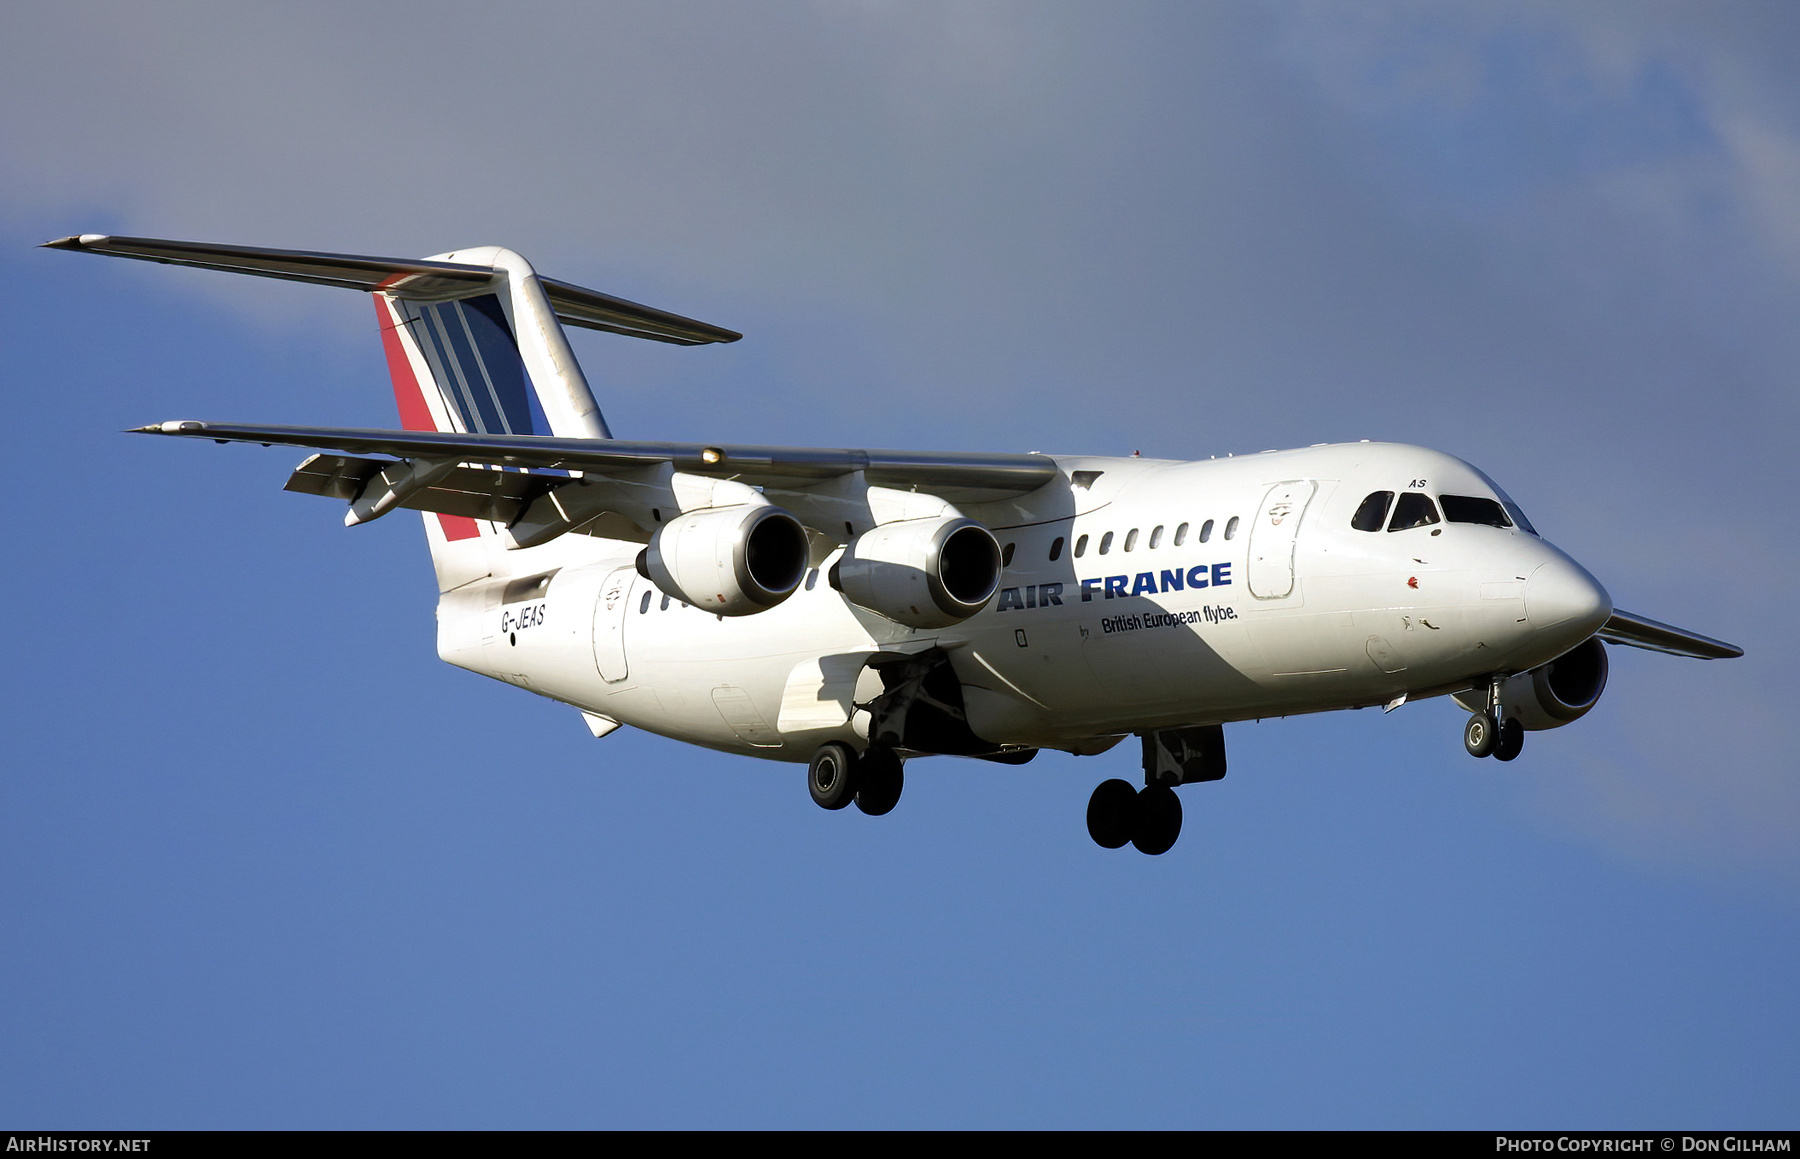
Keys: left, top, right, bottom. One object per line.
{"left": 1102, "top": 605, "right": 1237, "bottom": 634}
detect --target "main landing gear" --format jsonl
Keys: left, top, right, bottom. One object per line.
{"left": 807, "top": 742, "right": 905, "bottom": 816}
{"left": 1463, "top": 677, "right": 1524, "bottom": 762}
{"left": 1086, "top": 725, "right": 1226, "bottom": 856}
{"left": 1087, "top": 779, "right": 1183, "bottom": 855}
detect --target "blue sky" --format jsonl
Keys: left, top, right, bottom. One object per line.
{"left": 2, "top": 2, "right": 1795, "bottom": 1128}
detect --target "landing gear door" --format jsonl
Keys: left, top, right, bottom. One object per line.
{"left": 592, "top": 565, "right": 637, "bottom": 683}
{"left": 1247, "top": 480, "right": 1315, "bottom": 600}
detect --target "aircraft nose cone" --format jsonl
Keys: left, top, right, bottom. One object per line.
{"left": 1525, "top": 558, "right": 1612, "bottom": 637}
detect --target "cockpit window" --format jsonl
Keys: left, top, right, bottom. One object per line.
{"left": 1440, "top": 495, "right": 1512, "bottom": 528}
{"left": 1351, "top": 491, "right": 1393, "bottom": 532}
{"left": 1502, "top": 501, "right": 1537, "bottom": 536}
{"left": 1387, "top": 493, "right": 1440, "bottom": 531}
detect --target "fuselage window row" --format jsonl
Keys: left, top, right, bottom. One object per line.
{"left": 1026, "top": 516, "right": 1239, "bottom": 568}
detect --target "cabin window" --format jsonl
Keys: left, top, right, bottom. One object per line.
{"left": 1048, "top": 536, "right": 1065, "bottom": 562}
{"left": 1001, "top": 542, "right": 1016, "bottom": 567}
{"left": 1224, "top": 516, "right": 1240, "bottom": 540}
{"left": 660, "top": 594, "right": 671, "bottom": 611}
{"left": 1199, "top": 519, "right": 1214, "bottom": 543}
{"left": 1440, "top": 495, "right": 1511, "bottom": 528}
{"left": 1388, "top": 493, "right": 1441, "bottom": 531}
{"left": 805, "top": 568, "right": 819, "bottom": 591}
{"left": 1099, "top": 531, "right": 1114, "bottom": 555}
{"left": 1174, "top": 522, "right": 1189, "bottom": 546}
{"left": 1149, "top": 525, "right": 1164, "bottom": 549}
{"left": 1351, "top": 491, "right": 1394, "bottom": 532}
{"left": 639, "top": 590, "right": 652, "bottom": 614}
{"left": 1075, "top": 534, "right": 1089, "bottom": 558}
{"left": 1124, "top": 529, "right": 1139, "bottom": 551}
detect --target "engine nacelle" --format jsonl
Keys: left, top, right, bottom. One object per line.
{"left": 638, "top": 504, "right": 809, "bottom": 616}
{"left": 830, "top": 516, "right": 1002, "bottom": 628}
{"left": 1457, "top": 637, "right": 1610, "bottom": 731}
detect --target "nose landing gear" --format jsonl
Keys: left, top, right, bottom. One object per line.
{"left": 1463, "top": 711, "right": 1497, "bottom": 758}
{"left": 1494, "top": 718, "right": 1524, "bottom": 761}
{"left": 1464, "top": 676, "right": 1525, "bottom": 762}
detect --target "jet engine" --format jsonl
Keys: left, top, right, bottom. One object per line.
{"left": 1457, "top": 636, "right": 1610, "bottom": 731}
{"left": 638, "top": 504, "right": 809, "bottom": 616}
{"left": 829, "top": 516, "right": 1002, "bottom": 628}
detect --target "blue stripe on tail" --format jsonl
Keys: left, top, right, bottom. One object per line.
{"left": 400, "top": 293, "right": 549, "bottom": 436}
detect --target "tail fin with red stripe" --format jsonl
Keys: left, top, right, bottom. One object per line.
{"left": 41, "top": 234, "right": 741, "bottom": 588}
{"left": 370, "top": 247, "right": 606, "bottom": 583}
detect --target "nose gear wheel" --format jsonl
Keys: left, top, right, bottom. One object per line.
{"left": 1464, "top": 712, "right": 1498, "bottom": 758}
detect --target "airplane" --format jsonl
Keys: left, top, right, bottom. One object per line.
{"left": 47, "top": 233, "right": 1744, "bottom": 855}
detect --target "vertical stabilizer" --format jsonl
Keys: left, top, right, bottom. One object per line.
{"left": 43, "top": 234, "right": 742, "bottom": 589}
{"left": 375, "top": 246, "right": 610, "bottom": 442}
{"left": 372, "top": 247, "right": 609, "bottom": 590}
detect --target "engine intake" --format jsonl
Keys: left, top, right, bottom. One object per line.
{"left": 638, "top": 504, "right": 809, "bottom": 616}
{"left": 1458, "top": 637, "right": 1610, "bottom": 731}
{"left": 830, "top": 516, "right": 1001, "bottom": 628}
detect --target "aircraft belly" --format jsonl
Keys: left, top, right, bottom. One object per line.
{"left": 1246, "top": 607, "right": 1359, "bottom": 680}
{"left": 956, "top": 578, "right": 1273, "bottom": 739}
{"left": 954, "top": 619, "right": 1097, "bottom": 744}
{"left": 959, "top": 614, "right": 1092, "bottom": 710}
{"left": 603, "top": 581, "right": 888, "bottom": 759}
{"left": 639, "top": 660, "right": 787, "bottom": 749}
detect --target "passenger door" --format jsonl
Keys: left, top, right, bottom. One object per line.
{"left": 1247, "top": 480, "right": 1316, "bottom": 600}
{"left": 592, "top": 566, "right": 637, "bottom": 683}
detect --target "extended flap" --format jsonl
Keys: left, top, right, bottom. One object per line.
{"left": 283, "top": 455, "right": 648, "bottom": 542}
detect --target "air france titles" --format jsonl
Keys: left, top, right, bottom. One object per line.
{"left": 994, "top": 563, "right": 1233, "bottom": 613}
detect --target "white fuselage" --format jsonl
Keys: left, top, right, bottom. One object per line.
{"left": 435, "top": 442, "right": 1611, "bottom": 762}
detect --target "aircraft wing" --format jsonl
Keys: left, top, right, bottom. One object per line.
{"left": 1599, "top": 609, "right": 1743, "bottom": 660}
{"left": 135, "top": 420, "right": 1060, "bottom": 503}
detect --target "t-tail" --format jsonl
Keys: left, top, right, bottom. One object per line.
{"left": 369, "top": 246, "right": 609, "bottom": 584}
{"left": 44, "top": 233, "right": 739, "bottom": 586}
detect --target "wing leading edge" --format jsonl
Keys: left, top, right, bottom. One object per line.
{"left": 1599, "top": 609, "right": 1743, "bottom": 660}
{"left": 135, "top": 420, "right": 1060, "bottom": 504}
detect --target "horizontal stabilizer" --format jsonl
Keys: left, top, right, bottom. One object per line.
{"left": 44, "top": 234, "right": 740, "bottom": 345}
{"left": 148, "top": 420, "right": 1060, "bottom": 503}
{"left": 1599, "top": 609, "right": 1743, "bottom": 659}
